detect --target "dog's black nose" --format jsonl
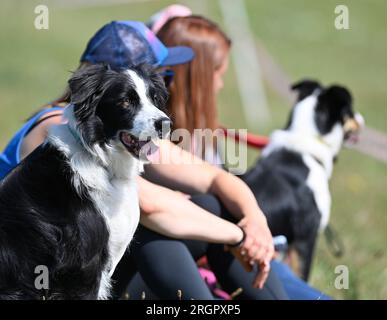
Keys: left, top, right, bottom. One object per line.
{"left": 154, "top": 117, "right": 172, "bottom": 138}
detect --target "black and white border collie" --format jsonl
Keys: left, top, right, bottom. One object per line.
{"left": 243, "top": 80, "right": 363, "bottom": 280}
{"left": 0, "top": 64, "right": 170, "bottom": 299}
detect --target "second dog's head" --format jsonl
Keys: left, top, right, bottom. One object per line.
{"left": 287, "top": 79, "right": 364, "bottom": 157}
{"left": 67, "top": 64, "right": 171, "bottom": 161}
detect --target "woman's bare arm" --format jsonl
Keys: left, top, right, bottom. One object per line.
{"left": 138, "top": 176, "right": 244, "bottom": 244}
{"left": 146, "top": 140, "right": 267, "bottom": 221}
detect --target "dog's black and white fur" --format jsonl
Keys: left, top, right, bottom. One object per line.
{"left": 243, "top": 80, "right": 363, "bottom": 280}
{"left": 0, "top": 64, "right": 170, "bottom": 299}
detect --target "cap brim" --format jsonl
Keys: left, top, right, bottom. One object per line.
{"left": 160, "top": 46, "right": 194, "bottom": 66}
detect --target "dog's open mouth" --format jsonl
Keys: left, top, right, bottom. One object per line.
{"left": 344, "top": 130, "right": 360, "bottom": 144}
{"left": 119, "top": 132, "right": 159, "bottom": 161}
{"left": 343, "top": 115, "right": 364, "bottom": 144}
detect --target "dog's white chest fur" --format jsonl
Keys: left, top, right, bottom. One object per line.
{"left": 48, "top": 122, "right": 141, "bottom": 300}
{"left": 95, "top": 179, "right": 139, "bottom": 269}
{"left": 302, "top": 154, "right": 331, "bottom": 230}
{"left": 77, "top": 152, "right": 141, "bottom": 300}
{"left": 93, "top": 175, "right": 140, "bottom": 300}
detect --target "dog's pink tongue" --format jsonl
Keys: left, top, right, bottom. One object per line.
{"left": 348, "top": 134, "right": 359, "bottom": 144}
{"left": 140, "top": 140, "right": 160, "bottom": 162}
{"left": 146, "top": 147, "right": 160, "bottom": 162}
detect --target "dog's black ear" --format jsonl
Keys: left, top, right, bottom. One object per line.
{"left": 318, "top": 85, "right": 353, "bottom": 116}
{"left": 69, "top": 64, "right": 119, "bottom": 124}
{"left": 68, "top": 64, "right": 120, "bottom": 147}
{"left": 315, "top": 85, "right": 354, "bottom": 134}
{"left": 68, "top": 64, "right": 109, "bottom": 105}
{"left": 291, "top": 79, "right": 322, "bottom": 101}
{"left": 321, "top": 85, "right": 352, "bottom": 104}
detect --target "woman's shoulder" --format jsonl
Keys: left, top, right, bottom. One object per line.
{"left": 19, "top": 106, "right": 65, "bottom": 160}
{"left": 27, "top": 106, "right": 65, "bottom": 135}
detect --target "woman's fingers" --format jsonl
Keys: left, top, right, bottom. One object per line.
{"left": 228, "top": 241, "right": 271, "bottom": 289}
{"left": 266, "top": 242, "right": 275, "bottom": 262}
{"left": 240, "top": 234, "right": 254, "bottom": 258}
{"left": 243, "top": 234, "right": 272, "bottom": 263}
{"left": 233, "top": 219, "right": 274, "bottom": 288}
{"left": 253, "top": 261, "right": 271, "bottom": 289}
{"left": 227, "top": 245, "right": 253, "bottom": 272}
{"left": 248, "top": 242, "right": 265, "bottom": 265}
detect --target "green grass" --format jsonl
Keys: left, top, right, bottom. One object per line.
{"left": 0, "top": 0, "right": 386, "bottom": 299}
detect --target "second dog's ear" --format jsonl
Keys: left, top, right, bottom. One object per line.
{"left": 291, "top": 79, "right": 322, "bottom": 101}
{"left": 317, "top": 85, "right": 353, "bottom": 116}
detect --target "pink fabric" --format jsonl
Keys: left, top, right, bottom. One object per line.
{"left": 150, "top": 4, "right": 192, "bottom": 34}
{"left": 198, "top": 267, "right": 232, "bottom": 300}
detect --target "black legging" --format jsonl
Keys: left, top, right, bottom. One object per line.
{"left": 112, "top": 194, "right": 288, "bottom": 300}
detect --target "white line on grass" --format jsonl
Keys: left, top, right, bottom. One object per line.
{"left": 218, "top": 0, "right": 270, "bottom": 130}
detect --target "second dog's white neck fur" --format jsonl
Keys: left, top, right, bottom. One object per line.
{"left": 262, "top": 129, "right": 334, "bottom": 178}
{"left": 261, "top": 130, "right": 334, "bottom": 231}
{"left": 47, "top": 105, "right": 141, "bottom": 299}
{"left": 262, "top": 94, "right": 344, "bottom": 178}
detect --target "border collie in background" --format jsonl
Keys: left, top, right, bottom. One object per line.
{"left": 0, "top": 64, "right": 171, "bottom": 299}
{"left": 243, "top": 80, "right": 363, "bottom": 280}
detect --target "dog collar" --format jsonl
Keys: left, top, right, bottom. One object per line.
{"left": 67, "top": 124, "right": 83, "bottom": 145}
{"left": 316, "top": 136, "right": 332, "bottom": 148}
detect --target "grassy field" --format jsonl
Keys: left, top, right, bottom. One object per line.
{"left": 0, "top": 0, "right": 386, "bottom": 299}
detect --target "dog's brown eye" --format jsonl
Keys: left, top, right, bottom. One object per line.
{"left": 121, "top": 99, "right": 130, "bottom": 108}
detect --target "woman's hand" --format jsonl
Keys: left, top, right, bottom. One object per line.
{"left": 236, "top": 215, "right": 274, "bottom": 289}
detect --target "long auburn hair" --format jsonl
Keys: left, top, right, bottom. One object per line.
{"left": 157, "top": 15, "right": 231, "bottom": 133}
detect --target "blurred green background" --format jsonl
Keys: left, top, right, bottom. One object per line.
{"left": 0, "top": 0, "right": 386, "bottom": 299}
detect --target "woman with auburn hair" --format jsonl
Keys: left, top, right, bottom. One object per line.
{"left": 147, "top": 14, "right": 331, "bottom": 300}
{"left": 155, "top": 15, "right": 231, "bottom": 166}
{"left": 157, "top": 15, "right": 229, "bottom": 134}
